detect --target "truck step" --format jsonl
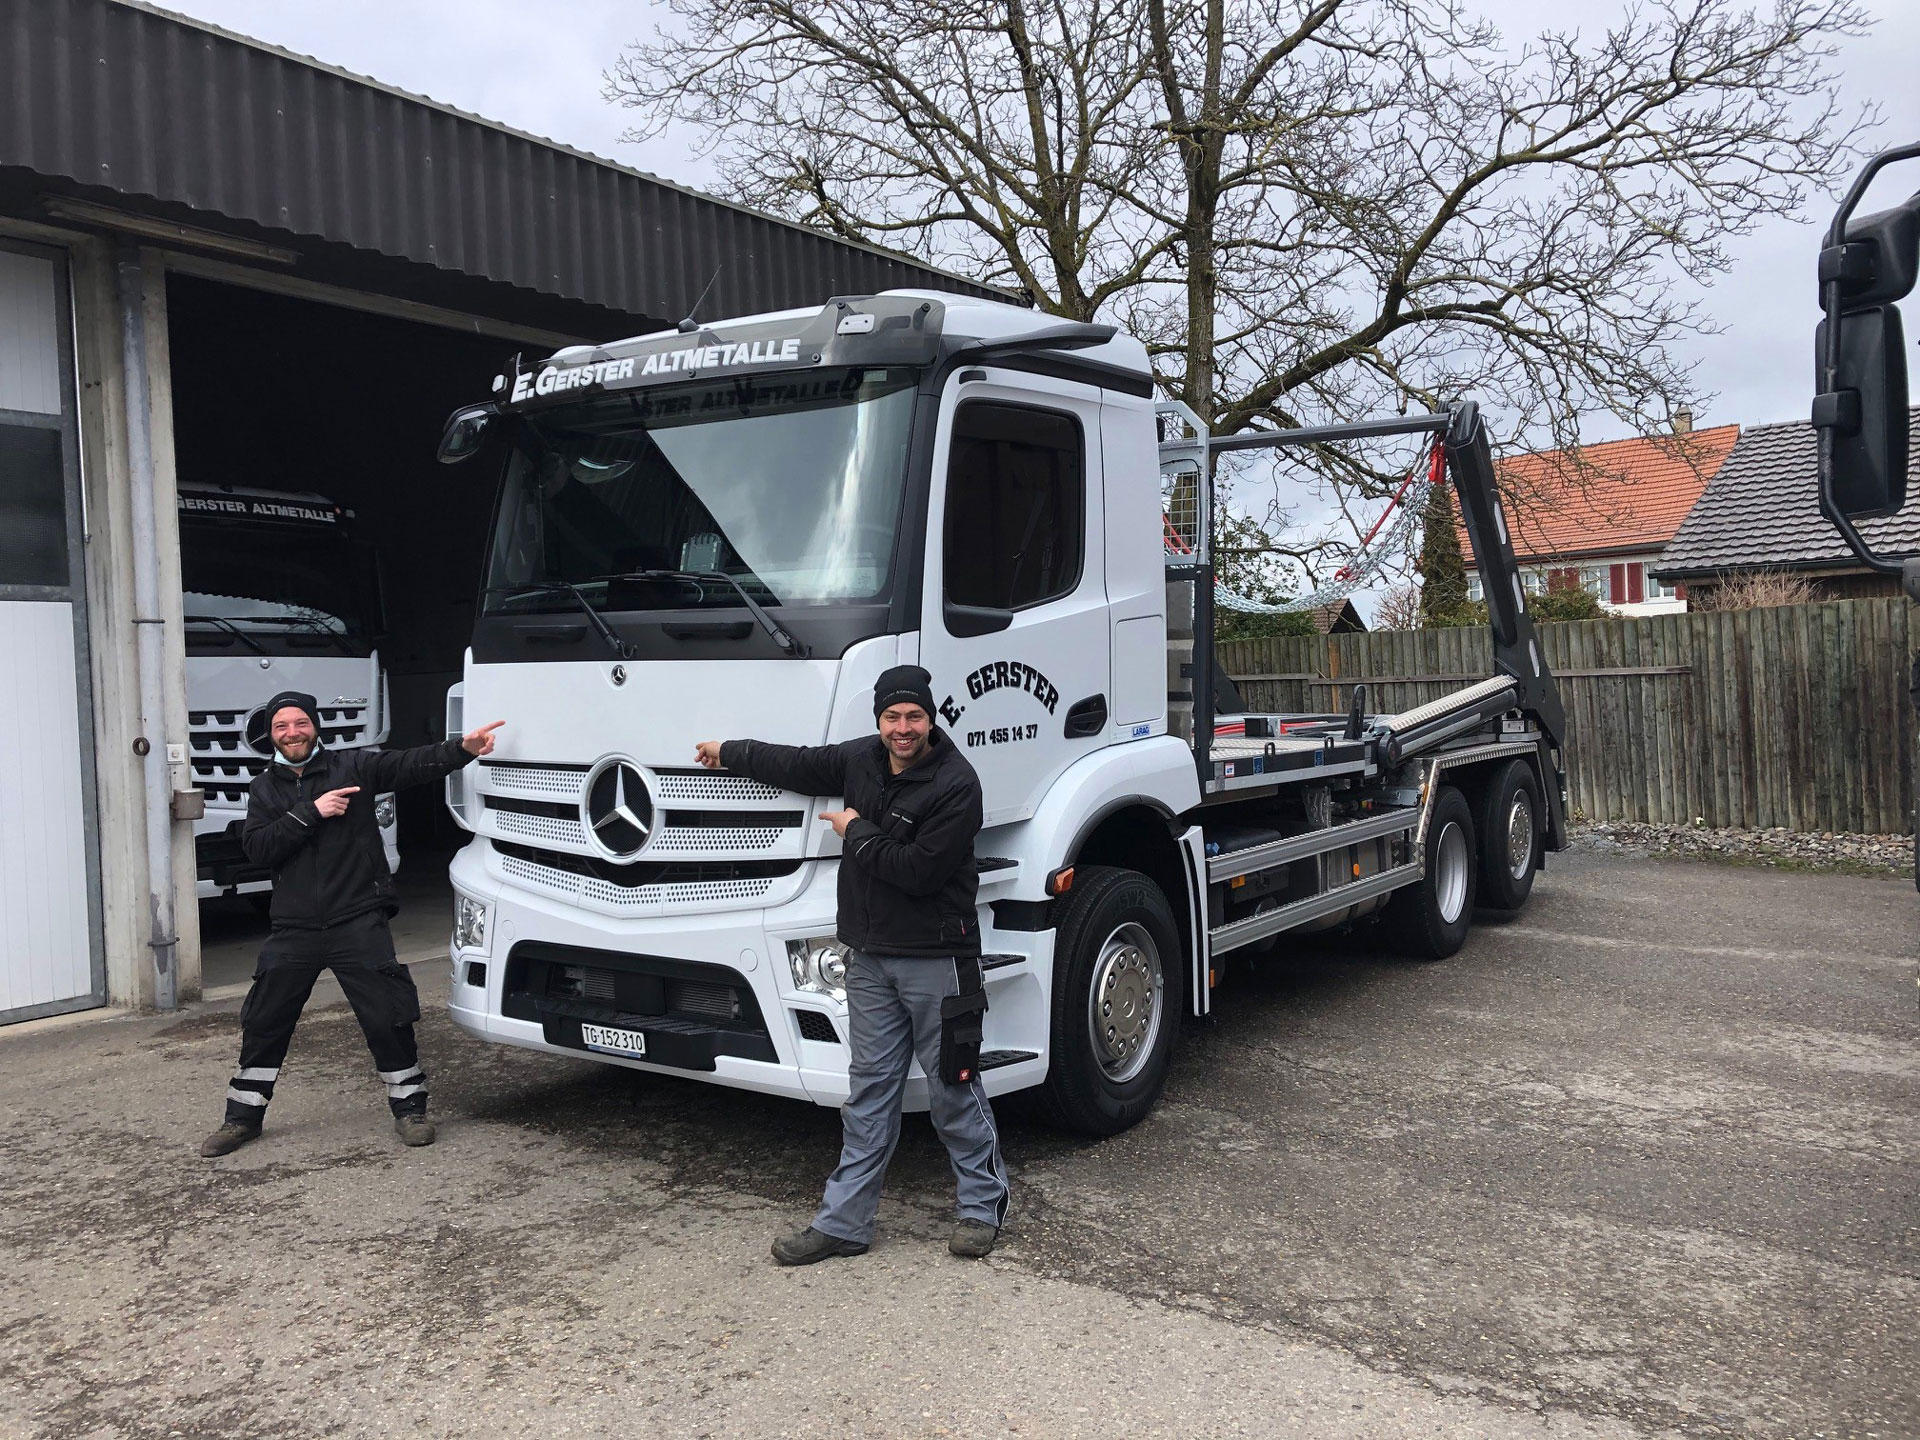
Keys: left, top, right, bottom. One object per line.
{"left": 977, "top": 1049, "right": 1039, "bottom": 1071}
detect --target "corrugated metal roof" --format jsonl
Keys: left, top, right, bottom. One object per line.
{"left": 0, "top": 0, "right": 1005, "bottom": 327}
{"left": 1654, "top": 411, "right": 1920, "bottom": 578}
{"left": 1460, "top": 425, "right": 1741, "bottom": 566}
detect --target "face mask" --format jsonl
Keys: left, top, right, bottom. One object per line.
{"left": 273, "top": 737, "right": 322, "bottom": 768}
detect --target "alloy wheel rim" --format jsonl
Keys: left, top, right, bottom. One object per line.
{"left": 1087, "top": 921, "right": 1163, "bottom": 1083}
{"left": 1435, "top": 820, "right": 1470, "bottom": 924}
{"left": 1506, "top": 792, "right": 1535, "bottom": 882}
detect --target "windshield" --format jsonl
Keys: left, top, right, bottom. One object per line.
{"left": 179, "top": 519, "right": 380, "bottom": 641}
{"left": 483, "top": 367, "right": 919, "bottom": 615}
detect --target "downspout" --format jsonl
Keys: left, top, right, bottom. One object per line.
{"left": 117, "top": 249, "right": 177, "bottom": 1010}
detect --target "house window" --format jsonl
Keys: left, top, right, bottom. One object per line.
{"left": 1644, "top": 570, "right": 1673, "bottom": 600}
{"left": 1467, "top": 575, "right": 1484, "bottom": 603}
{"left": 1577, "top": 565, "right": 1607, "bottom": 599}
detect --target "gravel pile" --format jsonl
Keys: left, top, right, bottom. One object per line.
{"left": 1568, "top": 821, "right": 1915, "bottom": 877}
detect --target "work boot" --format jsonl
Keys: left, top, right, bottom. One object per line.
{"left": 198, "top": 1120, "right": 261, "bottom": 1158}
{"left": 770, "top": 1226, "right": 868, "bottom": 1266}
{"left": 393, "top": 1112, "right": 436, "bottom": 1147}
{"left": 949, "top": 1220, "right": 998, "bottom": 1259}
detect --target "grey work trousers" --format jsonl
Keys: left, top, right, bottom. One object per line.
{"left": 812, "top": 952, "right": 1010, "bottom": 1245}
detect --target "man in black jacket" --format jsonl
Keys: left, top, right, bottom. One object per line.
{"left": 198, "top": 690, "right": 502, "bottom": 1157}
{"left": 696, "top": 664, "right": 1008, "bottom": 1263}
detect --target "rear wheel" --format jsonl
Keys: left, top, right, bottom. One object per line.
{"left": 1036, "top": 865, "right": 1182, "bottom": 1136}
{"left": 1382, "top": 785, "right": 1476, "bottom": 960}
{"left": 1476, "top": 759, "right": 1543, "bottom": 911}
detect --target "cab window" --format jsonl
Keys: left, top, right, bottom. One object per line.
{"left": 943, "top": 402, "right": 1084, "bottom": 611}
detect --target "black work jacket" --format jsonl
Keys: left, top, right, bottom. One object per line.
{"left": 241, "top": 740, "right": 475, "bottom": 930}
{"left": 719, "top": 729, "right": 983, "bottom": 959}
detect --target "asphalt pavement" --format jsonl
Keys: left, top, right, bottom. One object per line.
{"left": 0, "top": 850, "right": 1912, "bottom": 1438}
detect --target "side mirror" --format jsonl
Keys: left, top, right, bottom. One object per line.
{"left": 437, "top": 404, "right": 494, "bottom": 465}
{"left": 1813, "top": 304, "right": 1909, "bottom": 518}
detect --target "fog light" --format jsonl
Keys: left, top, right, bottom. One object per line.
{"left": 374, "top": 793, "right": 397, "bottom": 829}
{"left": 784, "top": 935, "right": 850, "bottom": 1002}
{"left": 453, "top": 895, "right": 488, "bottom": 951}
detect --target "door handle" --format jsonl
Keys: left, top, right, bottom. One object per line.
{"left": 1063, "top": 693, "right": 1107, "bottom": 738}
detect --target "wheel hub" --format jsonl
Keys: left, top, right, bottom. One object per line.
{"left": 1506, "top": 792, "right": 1535, "bottom": 881}
{"left": 1087, "top": 922, "right": 1163, "bottom": 1082}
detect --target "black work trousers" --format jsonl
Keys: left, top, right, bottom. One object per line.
{"left": 222, "top": 913, "right": 427, "bottom": 1126}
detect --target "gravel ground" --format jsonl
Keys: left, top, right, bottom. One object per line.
{"left": 1568, "top": 820, "right": 1915, "bottom": 877}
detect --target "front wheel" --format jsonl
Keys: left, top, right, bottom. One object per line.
{"left": 1036, "top": 866, "right": 1182, "bottom": 1136}
{"left": 1382, "top": 785, "right": 1476, "bottom": 960}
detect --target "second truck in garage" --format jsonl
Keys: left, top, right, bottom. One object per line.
{"left": 178, "top": 483, "right": 399, "bottom": 900}
{"left": 433, "top": 292, "right": 1569, "bottom": 1133}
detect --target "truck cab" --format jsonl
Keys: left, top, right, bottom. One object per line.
{"left": 439, "top": 292, "right": 1567, "bottom": 1133}
{"left": 177, "top": 484, "right": 398, "bottom": 900}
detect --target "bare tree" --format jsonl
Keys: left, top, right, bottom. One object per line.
{"left": 1372, "top": 581, "right": 1425, "bottom": 631}
{"left": 608, "top": 0, "right": 1870, "bottom": 562}
{"left": 1699, "top": 568, "right": 1822, "bottom": 610}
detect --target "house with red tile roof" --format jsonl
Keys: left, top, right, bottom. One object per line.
{"left": 1459, "top": 417, "right": 1741, "bottom": 614}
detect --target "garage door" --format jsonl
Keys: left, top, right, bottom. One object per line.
{"left": 0, "top": 241, "right": 103, "bottom": 1023}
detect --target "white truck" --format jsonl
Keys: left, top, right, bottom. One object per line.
{"left": 433, "top": 293, "right": 1569, "bottom": 1133}
{"left": 178, "top": 483, "right": 399, "bottom": 901}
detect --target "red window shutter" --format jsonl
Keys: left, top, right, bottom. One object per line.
{"left": 1675, "top": 583, "right": 1688, "bottom": 602}
{"left": 1628, "top": 564, "right": 1645, "bottom": 604}
{"left": 1609, "top": 563, "right": 1626, "bottom": 604}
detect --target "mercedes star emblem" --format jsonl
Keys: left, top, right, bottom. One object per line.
{"left": 611, "top": 663, "right": 627, "bottom": 686}
{"left": 583, "top": 758, "right": 653, "bottom": 860}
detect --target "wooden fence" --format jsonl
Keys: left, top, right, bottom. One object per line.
{"left": 1218, "top": 598, "right": 1917, "bottom": 835}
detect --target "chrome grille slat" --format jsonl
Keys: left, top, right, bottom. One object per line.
{"left": 499, "top": 854, "right": 778, "bottom": 910}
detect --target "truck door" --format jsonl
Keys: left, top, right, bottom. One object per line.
{"left": 919, "top": 370, "right": 1111, "bottom": 825}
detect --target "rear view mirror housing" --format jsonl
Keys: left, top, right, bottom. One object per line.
{"left": 438, "top": 404, "right": 495, "bottom": 464}
{"left": 1813, "top": 146, "right": 1920, "bottom": 580}
{"left": 1813, "top": 305, "right": 1908, "bottom": 518}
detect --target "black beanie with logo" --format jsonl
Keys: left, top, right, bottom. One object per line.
{"left": 873, "top": 665, "right": 936, "bottom": 719}
{"left": 264, "top": 690, "right": 323, "bottom": 733}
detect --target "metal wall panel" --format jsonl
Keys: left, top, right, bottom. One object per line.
{"left": 0, "top": 0, "right": 1005, "bottom": 326}
{"left": 0, "top": 248, "right": 61, "bottom": 413}
{"left": 0, "top": 600, "right": 97, "bottom": 1018}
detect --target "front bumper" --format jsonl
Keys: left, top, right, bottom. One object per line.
{"left": 447, "top": 840, "right": 1055, "bottom": 1109}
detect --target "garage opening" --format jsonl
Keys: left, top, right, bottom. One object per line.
{"left": 164, "top": 273, "right": 536, "bottom": 934}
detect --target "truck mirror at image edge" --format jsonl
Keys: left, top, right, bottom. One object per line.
{"left": 1813, "top": 154, "right": 1920, "bottom": 528}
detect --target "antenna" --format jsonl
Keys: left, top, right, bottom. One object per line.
{"left": 676, "top": 265, "right": 722, "bottom": 334}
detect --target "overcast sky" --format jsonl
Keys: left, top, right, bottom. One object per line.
{"left": 155, "top": 0, "right": 1920, "bottom": 610}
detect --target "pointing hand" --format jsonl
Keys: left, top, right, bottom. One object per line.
{"left": 462, "top": 720, "right": 505, "bottom": 757}
{"left": 694, "top": 741, "right": 723, "bottom": 769}
{"left": 314, "top": 786, "right": 360, "bottom": 819}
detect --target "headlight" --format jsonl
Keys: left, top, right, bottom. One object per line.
{"left": 374, "top": 794, "right": 397, "bottom": 829}
{"left": 784, "top": 936, "right": 850, "bottom": 1003}
{"left": 453, "top": 895, "right": 488, "bottom": 951}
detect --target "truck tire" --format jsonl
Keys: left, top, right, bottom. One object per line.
{"left": 1475, "top": 758, "right": 1543, "bottom": 911}
{"left": 1382, "top": 785, "right": 1476, "bottom": 960}
{"left": 1035, "top": 865, "right": 1182, "bottom": 1137}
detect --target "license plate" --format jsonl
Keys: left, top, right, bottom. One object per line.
{"left": 579, "top": 1022, "right": 647, "bottom": 1058}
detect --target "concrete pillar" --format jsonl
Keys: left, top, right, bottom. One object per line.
{"left": 70, "top": 243, "right": 199, "bottom": 1008}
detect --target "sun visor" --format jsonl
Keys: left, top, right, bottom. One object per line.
{"left": 498, "top": 295, "right": 948, "bottom": 409}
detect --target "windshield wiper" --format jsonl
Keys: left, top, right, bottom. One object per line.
{"left": 183, "top": 614, "right": 267, "bottom": 657}
{"left": 487, "top": 582, "right": 634, "bottom": 660}
{"left": 596, "top": 570, "right": 811, "bottom": 659}
{"left": 234, "top": 613, "right": 358, "bottom": 655}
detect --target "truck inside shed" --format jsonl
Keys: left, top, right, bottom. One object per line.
{"left": 164, "top": 271, "right": 531, "bottom": 865}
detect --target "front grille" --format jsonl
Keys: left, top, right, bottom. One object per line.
{"left": 478, "top": 763, "right": 805, "bottom": 862}
{"left": 480, "top": 760, "right": 591, "bottom": 796}
{"left": 794, "top": 1009, "right": 840, "bottom": 1044}
{"left": 651, "top": 768, "right": 781, "bottom": 803}
{"left": 492, "top": 840, "right": 798, "bottom": 912}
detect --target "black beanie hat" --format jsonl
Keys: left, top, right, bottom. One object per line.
{"left": 264, "top": 690, "right": 323, "bottom": 733}
{"left": 873, "top": 665, "right": 936, "bottom": 719}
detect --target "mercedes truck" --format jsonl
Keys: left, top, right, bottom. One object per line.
{"left": 179, "top": 484, "right": 398, "bottom": 901}
{"left": 432, "top": 293, "right": 1568, "bottom": 1134}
